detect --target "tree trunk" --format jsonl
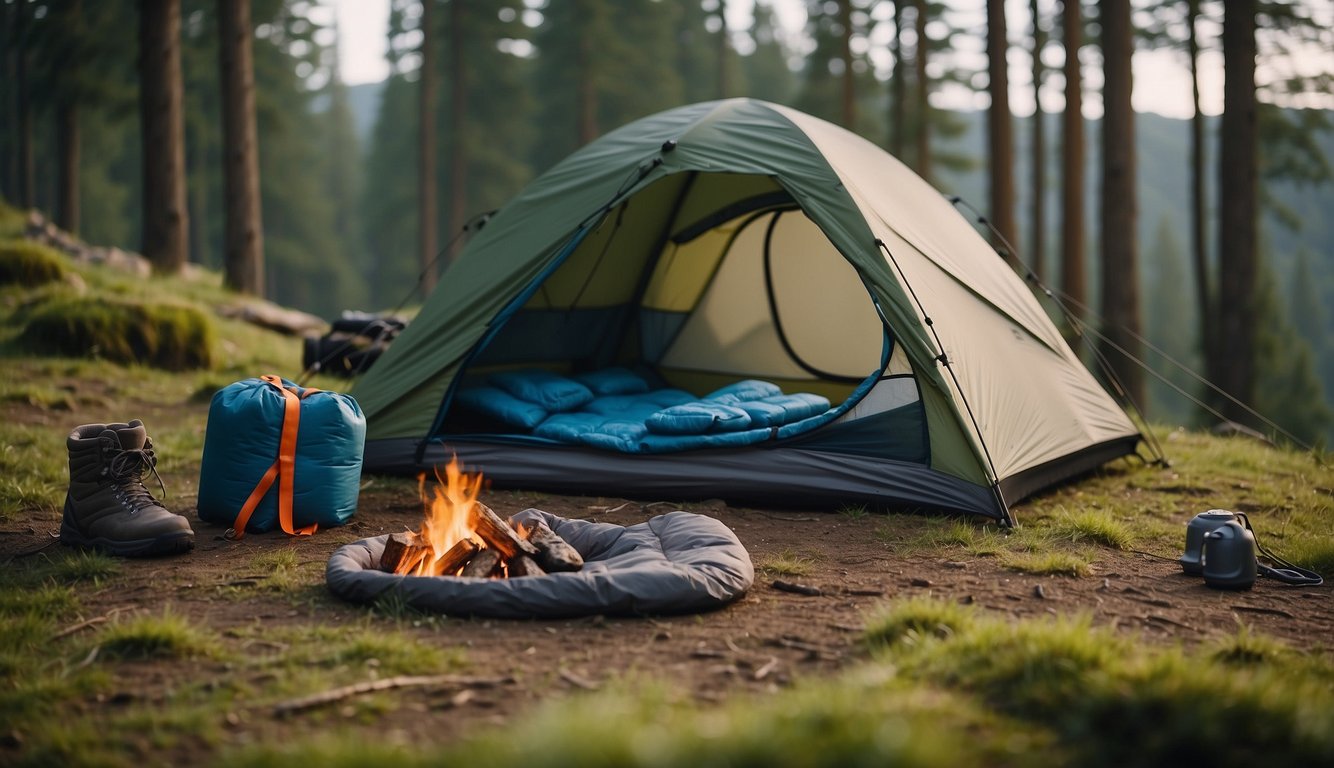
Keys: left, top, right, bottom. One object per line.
{"left": 576, "top": 1, "right": 597, "bottom": 146}
{"left": 913, "top": 0, "right": 930, "bottom": 183}
{"left": 838, "top": 0, "right": 855, "bottom": 129}
{"left": 889, "top": 1, "right": 906, "bottom": 156}
{"left": 139, "top": 0, "right": 190, "bottom": 274}
{"left": 447, "top": 0, "right": 466, "bottom": 268}
{"left": 1060, "top": 0, "right": 1085, "bottom": 323}
{"left": 716, "top": 0, "right": 730, "bottom": 98}
{"left": 1187, "top": 0, "right": 1212, "bottom": 393}
{"left": 0, "top": 0, "right": 13, "bottom": 200}
{"left": 1215, "top": 0, "right": 1258, "bottom": 420}
{"left": 1029, "top": 0, "right": 1046, "bottom": 281}
{"left": 1097, "top": 0, "right": 1144, "bottom": 407}
{"left": 418, "top": 0, "right": 439, "bottom": 297}
{"left": 218, "top": 0, "right": 265, "bottom": 295}
{"left": 16, "top": 0, "right": 34, "bottom": 208}
{"left": 986, "top": 0, "right": 1018, "bottom": 265}
{"left": 57, "top": 102, "right": 80, "bottom": 233}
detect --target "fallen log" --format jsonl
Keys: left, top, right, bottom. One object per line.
{"left": 521, "top": 518, "right": 584, "bottom": 572}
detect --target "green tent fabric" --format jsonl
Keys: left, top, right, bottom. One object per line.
{"left": 352, "top": 99, "right": 1142, "bottom": 524}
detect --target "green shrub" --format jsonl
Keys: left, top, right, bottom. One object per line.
{"left": 18, "top": 296, "right": 215, "bottom": 370}
{"left": 0, "top": 240, "right": 67, "bottom": 287}
{"left": 0, "top": 199, "right": 24, "bottom": 239}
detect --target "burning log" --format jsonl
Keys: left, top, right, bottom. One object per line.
{"left": 508, "top": 555, "right": 547, "bottom": 578}
{"left": 433, "top": 538, "right": 483, "bottom": 576}
{"left": 380, "top": 531, "right": 430, "bottom": 573}
{"left": 460, "top": 548, "right": 502, "bottom": 578}
{"left": 521, "top": 518, "right": 584, "bottom": 573}
{"left": 471, "top": 502, "right": 539, "bottom": 560}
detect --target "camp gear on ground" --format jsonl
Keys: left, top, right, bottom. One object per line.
{"left": 351, "top": 99, "right": 1145, "bottom": 525}
{"left": 1202, "top": 520, "right": 1258, "bottom": 590}
{"left": 326, "top": 508, "right": 754, "bottom": 618}
{"left": 61, "top": 419, "right": 194, "bottom": 556}
{"left": 197, "top": 375, "right": 365, "bottom": 538}
{"left": 1181, "top": 509, "right": 1323, "bottom": 588}
{"left": 301, "top": 311, "right": 406, "bottom": 378}
{"left": 453, "top": 368, "right": 834, "bottom": 450}
{"left": 1180, "top": 509, "right": 1239, "bottom": 575}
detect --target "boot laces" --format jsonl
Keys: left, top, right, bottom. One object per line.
{"left": 107, "top": 442, "right": 167, "bottom": 513}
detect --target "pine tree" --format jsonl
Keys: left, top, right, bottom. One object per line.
{"left": 218, "top": 0, "right": 265, "bottom": 295}
{"left": 139, "top": 0, "right": 191, "bottom": 273}
{"left": 1253, "top": 260, "right": 1332, "bottom": 445}
{"left": 1098, "top": 0, "right": 1144, "bottom": 408}
{"left": 986, "top": 0, "right": 1018, "bottom": 264}
{"left": 1143, "top": 217, "right": 1198, "bottom": 425}
{"left": 794, "top": 0, "right": 876, "bottom": 135}
{"left": 1059, "top": 0, "right": 1086, "bottom": 326}
{"left": 742, "top": 0, "right": 795, "bottom": 104}
{"left": 1214, "top": 0, "right": 1257, "bottom": 420}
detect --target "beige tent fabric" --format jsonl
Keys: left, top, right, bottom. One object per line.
{"left": 773, "top": 105, "right": 1137, "bottom": 481}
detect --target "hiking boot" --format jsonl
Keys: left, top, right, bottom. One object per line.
{"left": 60, "top": 419, "right": 194, "bottom": 556}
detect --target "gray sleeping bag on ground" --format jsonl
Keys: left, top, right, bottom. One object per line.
{"left": 325, "top": 509, "right": 754, "bottom": 618}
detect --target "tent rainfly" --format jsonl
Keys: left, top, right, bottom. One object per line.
{"left": 352, "top": 99, "right": 1143, "bottom": 525}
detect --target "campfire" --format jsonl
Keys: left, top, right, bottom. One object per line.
{"left": 378, "top": 458, "right": 583, "bottom": 578}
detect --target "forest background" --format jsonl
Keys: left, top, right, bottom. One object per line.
{"left": 2, "top": 0, "right": 1331, "bottom": 443}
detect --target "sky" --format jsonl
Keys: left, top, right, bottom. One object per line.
{"left": 325, "top": 0, "right": 1331, "bottom": 121}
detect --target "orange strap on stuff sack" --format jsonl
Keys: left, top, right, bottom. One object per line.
{"left": 226, "top": 375, "right": 322, "bottom": 539}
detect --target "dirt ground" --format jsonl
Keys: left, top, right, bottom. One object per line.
{"left": 2, "top": 393, "right": 1332, "bottom": 757}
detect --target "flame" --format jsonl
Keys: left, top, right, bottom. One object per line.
{"left": 396, "top": 457, "right": 484, "bottom": 577}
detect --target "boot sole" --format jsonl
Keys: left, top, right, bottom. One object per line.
{"left": 59, "top": 522, "right": 194, "bottom": 557}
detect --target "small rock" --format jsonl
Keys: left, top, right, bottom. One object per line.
{"left": 910, "top": 578, "right": 932, "bottom": 587}
{"left": 1033, "top": 584, "right": 1047, "bottom": 599}
{"left": 654, "top": 630, "right": 672, "bottom": 641}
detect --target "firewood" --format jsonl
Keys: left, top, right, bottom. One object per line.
{"left": 507, "top": 555, "right": 546, "bottom": 578}
{"left": 521, "top": 518, "right": 584, "bottom": 572}
{"left": 432, "top": 538, "right": 482, "bottom": 576}
{"left": 380, "top": 531, "right": 430, "bottom": 573}
{"left": 460, "top": 548, "right": 502, "bottom": 578}
{"left": 470, "top": 502, "right": 538, "bottom": 560}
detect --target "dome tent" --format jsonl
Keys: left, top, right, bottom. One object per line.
{"left": 352, "top": 99, "right": 1142, "bottom": 524}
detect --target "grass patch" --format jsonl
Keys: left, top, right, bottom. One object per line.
{"left": 839, "top": 503, "right": 870, "bottom": 520}
{"left": 863, "top": 595, "right": 975, "bottom": 647}
{"left": 17, "top": 295, "right": 215, "bottom": 370}
{"left": 869, "top": 598, "right": 1334, "bottom": 767}
{"left": 755, "top": 547, "right": 815, "bottom": 578}
{"left": 1001, "top": 551, "right": 1092, "bottom": 577}
{"left": 33, "top": 549, "right": 122, "bottom": 584}
{"left": 96, "top": 609, "right": 218, "bottom": 661}
{"left": 0, "top": 240, "right": 68, "bottom": 287}
{"left": 1048, "top": 509, "right": 1134, "bottom": 550}
{"left": 0, "top": 422, "right": 68, "bottom": 519}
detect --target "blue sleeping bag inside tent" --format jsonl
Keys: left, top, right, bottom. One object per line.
{"left": 198, "top": 377, "right": 365, "bottom": 535}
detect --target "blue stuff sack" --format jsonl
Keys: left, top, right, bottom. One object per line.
{"left": 197, "top": 376, "right": 365, "bottom": 536}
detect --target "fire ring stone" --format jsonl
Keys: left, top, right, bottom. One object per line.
{"left": 325, "top": 509, "right": 754, "bottom": 618}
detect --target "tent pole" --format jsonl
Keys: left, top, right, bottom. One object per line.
{"left": 876, "top": 239, "right": 1012, "bottom": 523}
